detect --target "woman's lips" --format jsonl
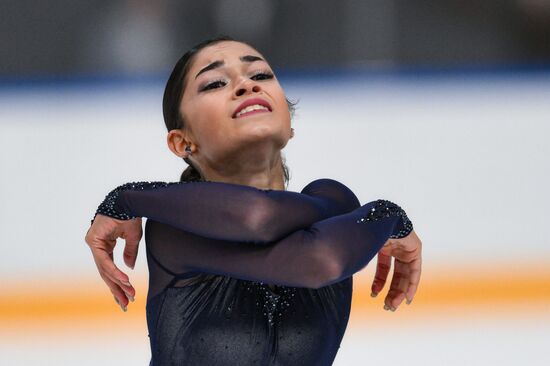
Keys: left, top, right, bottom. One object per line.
{"left": 235, "top": 107, "right": 271, "bottom": 119}
{"left": 233, "top": 98, "right": 272, "bottom": 118}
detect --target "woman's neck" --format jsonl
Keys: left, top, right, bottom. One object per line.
{"left": 198, "top": 154, "right": 286, "bottom": 191}
{"left": 205, "top": 171, "right": 285, "bottom": 190}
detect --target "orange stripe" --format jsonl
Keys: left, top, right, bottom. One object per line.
{"left": 348, "top": 263, "right": 550, "bottom": 326}
{"left": 2, "top": 264, "right": 549, "bottom": 329}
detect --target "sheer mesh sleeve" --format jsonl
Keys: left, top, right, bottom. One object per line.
{"left": 91, "top": 179, "right": 360, "bottom": 244}
{"left": 144, "top": 197, "right": 413, "bottom": 299}
{"left": 91, "top": 178, "right": 413, "bottom": 300}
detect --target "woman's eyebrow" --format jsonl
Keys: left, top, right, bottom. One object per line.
{"left": 195, "top": 55, "right": 265, "bottom": 79}
{"left": 240, "top": 55, "right": 264, "bottom": 63}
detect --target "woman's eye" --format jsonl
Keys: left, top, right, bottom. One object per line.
{"left": 251, "top": 72, "right": 274, "bottom": 81}
{"left": 201, "top": 80, "right": 226, "bottom": 91}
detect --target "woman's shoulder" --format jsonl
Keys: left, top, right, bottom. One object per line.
{"left": 301, "top": 178, "right": 361, "bottom": 211}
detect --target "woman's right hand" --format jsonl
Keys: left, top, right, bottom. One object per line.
{"left": 85, "top": 214, "right": 143, "bottom": 311}
{"left": 370, "top": 230, "right": 422, "bottom": 311}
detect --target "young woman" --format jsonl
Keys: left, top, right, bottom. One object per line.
{"left": 85, "top": 36, "right": 422, "bottom": 365}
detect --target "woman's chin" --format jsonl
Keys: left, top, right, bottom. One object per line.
{"left": 235, "top": 115, "right": 275, "bottom": 132}
{"left": 228, "top": 113, "right": 289, "bottom": 148}
{"left": 237, "top": 125, "right": 288, "bottom": 148}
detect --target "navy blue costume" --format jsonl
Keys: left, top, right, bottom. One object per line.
{"left": 92, "top": 178, "right": 413, "bottom": 365}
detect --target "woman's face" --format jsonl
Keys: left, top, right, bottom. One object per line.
{"left": 179, "top": 41, "right": 291, "bottom": 166}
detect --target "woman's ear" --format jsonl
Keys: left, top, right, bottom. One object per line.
{"left": 167, "top": 129, "right": 193, "bottom": 158}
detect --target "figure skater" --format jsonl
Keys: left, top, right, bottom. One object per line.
{"left": 85, "top": 36, "right": 422, "bottom": 365}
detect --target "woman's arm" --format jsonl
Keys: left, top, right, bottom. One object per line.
{"left": 91, "top": 178, "right": 360, "bottom": 243}
{"left": 86, "top": 178, "right": 361, "bottom": 310}
{"left": 145, "top": 198, "right": 413, "bottom": 289}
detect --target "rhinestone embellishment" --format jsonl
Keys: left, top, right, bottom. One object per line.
{"left": 91, "top": 181, "right": 181, "bottom": 225}
{"left": 244, "top": 281, "right": 297, "bottom": 326}
{"left": 356, "top": 199, "right": 413, "bottom": 239}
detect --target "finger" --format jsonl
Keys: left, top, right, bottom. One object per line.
{"left": 92, "top": 246, "right": 134, "bottom": 291}
{"left": 371, "top": 252, "right": 392, "bottom": 297}
{"left": 106, "top": 251, "right": 135, "bottom": 301}
{"left": 390, "top": 245, "right": 419, "bottom": 264}
{"left": 100, "top": 272, "right": 128, "bottom": 311}
{"left": 92, "top": 250, "right": 136, "bottom": 303}
{"left": 392, "top": 235, "right": 422, "bottom": 264}
{"left": 122, "top": 223, "right": 141, "bottom": 270}
{"left": 86, "top": 216, "right": 136, "bottom": 304}
{"left": 385, "top": 260, "right": 409, "bottom": 311}
{"left": 405, "top": 257, "right": 422, "bottom": 304}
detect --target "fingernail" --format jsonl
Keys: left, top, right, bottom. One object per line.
{"left": 406, "top": 298, "right": 413, "bottom": 305}
{"left": 383, "top": 304, "right": 390, "bottom": 311}
{"left": 123, "top": 288, "right": 134, "bottom": 302}
{"left": 120, "top": 304, "right": 127, "bottom": 312}
{"left": 121, "top": 280, "right": 131, "bottom": 287}
{"left": 113, "top": 296, "right": 120, "bottom": 305}
{"left": 370, "top": 292, "right": 377, "bottom": 298}
{"left": 390, "top": 307, "right": 396, "bottom": 312}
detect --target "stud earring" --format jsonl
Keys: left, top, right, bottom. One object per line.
{"left": 290, "top": 128, "right": 295, "bottom": 138}
{"left": 185, "top": 145, "right": 192, "bottom": 155}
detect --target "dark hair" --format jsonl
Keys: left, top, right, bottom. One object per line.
{"left": 162, "top": 36, "right": 295, "bottom": 185}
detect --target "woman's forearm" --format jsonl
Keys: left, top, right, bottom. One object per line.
{"left": 92, "top": 178, "right": 360, "bottom": 244}
{"left": 145, "top": 199, "right": 413, "bottom": 289}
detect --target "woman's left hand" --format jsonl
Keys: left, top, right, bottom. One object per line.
{"left": 85, "top": 214, "right": 142, "bottom": 311}
{"left": 370, "top": 230, "right": 422, "bottom": 311}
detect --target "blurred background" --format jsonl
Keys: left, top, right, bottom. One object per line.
{"left": 1, "top": 1, "right": 549, "bottom": 365}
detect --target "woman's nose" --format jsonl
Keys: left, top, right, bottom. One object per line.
{"left": 234, "top": 78, "right": 261, "bottom": 97}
